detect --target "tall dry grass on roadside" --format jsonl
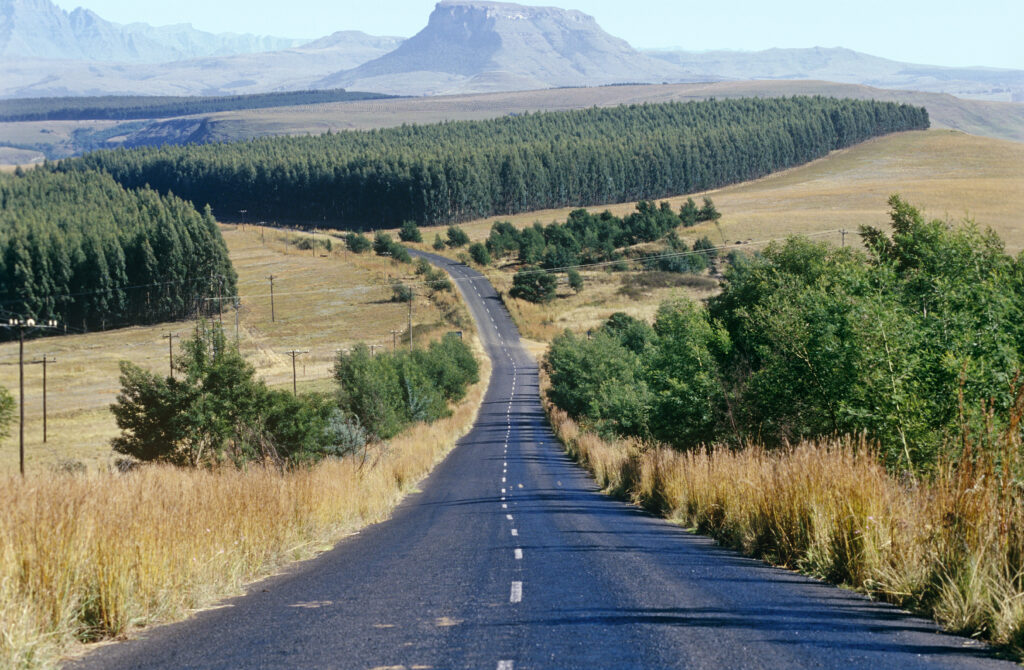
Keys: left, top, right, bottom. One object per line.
{"left": 543, "top": 372, "right": 1024, "bottom": 658}
{"left": 0, "top": 345, "right": 490, "bottom": 669}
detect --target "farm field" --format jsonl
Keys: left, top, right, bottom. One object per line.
{"left": 185, "top": 81, "right": 1024, "bottom": 145}
{"left": 406, "top": 129, "right": 1024, "bottom": 340}
{"left": 0, "top": 226, "right": 448, "bottom": 475}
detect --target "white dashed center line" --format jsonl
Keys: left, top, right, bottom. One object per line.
{"left": 514, "top": 548, "right": 523, "bottom": 560}
{"left": 511, "top": 528, "right": 518, "bottom": 537}
{"left": 510, "top": 581, "right": 522, "bottom": 603}
{"left": 498, "top": 660, "right": 514, "bottom": 670}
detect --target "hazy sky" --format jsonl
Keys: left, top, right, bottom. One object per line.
{"left": 51, "top": 0, "right": 1024, "bottom": 70}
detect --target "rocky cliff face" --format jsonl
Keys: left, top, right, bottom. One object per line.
{"left": 318, "top": 1, "right": 698, "bottom": 94}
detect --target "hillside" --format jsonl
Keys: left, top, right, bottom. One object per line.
{"left": 412, "top": 129, "right": 1024, "bottom": 344}
{"left": 131, "top": 81, "right": 1024, "bottom": 147}
{"left": 318, "top": 0, "right": 698, "bottom": 95}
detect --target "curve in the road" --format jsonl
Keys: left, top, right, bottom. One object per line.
{"left": 68, "top": 249, "right": 1013, "bottom": 670}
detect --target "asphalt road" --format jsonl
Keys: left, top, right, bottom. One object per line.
{"left": 69, "top": 250, "right": 1014, "bottom": 670}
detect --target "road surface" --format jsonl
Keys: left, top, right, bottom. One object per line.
{"left": 69, "top": 249, "right": 1012, "bottom": 669}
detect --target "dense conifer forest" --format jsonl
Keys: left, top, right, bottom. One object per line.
{"left": 0, "top": 89, "right": 394, "bottom": 122}
{"left": 0, "top": 169, "right": 236, "bottom": 332}
{"left": 64, "top": 97, "right": 929, "bottom": 228}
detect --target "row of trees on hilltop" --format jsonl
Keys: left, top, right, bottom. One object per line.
{"left": 0, "top": 169, "right": 236, "bottom": 332}
{"left": 64, "top": 97, "right": 929, "bottom": 228}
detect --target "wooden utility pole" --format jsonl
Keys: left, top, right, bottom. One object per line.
{"left": 28, "top": 355, "right": 55, "bottom": 443}
{"left": 286, "top": 350, "right": 308, "bottom": 395}
{"left": 408, "top": 295, "right": 414, "bottom": 350}
{"left": 390, "top": 329, "right": 400, "bottom": 351}
{"left": 162, "top": 332, "right": 178, "bottom": 378}
{"left": 840, "top": 229, "right": 848, "bottom": 247}
{"left": 267, "top": 275, "right": 276, "bottom": 322}
{"left": 3, "top": 318, "right": 59, "bottom": 476}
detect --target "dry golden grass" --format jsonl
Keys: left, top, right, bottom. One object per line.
{"left": 203, "top": 81, "right": 1024, "bottom": 144}
{"left": 0, "top": 333, "right": 491, "bottom": 670}
{"left": 404, "top": 129, "right": 1024, "bottom": 343}
{"left": 542, "top": 369, "right": 1024, "bottom": 659}
{"left": 0, "top": 225, "right": 448, "bottom": 475}
{"left": 413, "top": 130, "right": 1024, "bottom": 251}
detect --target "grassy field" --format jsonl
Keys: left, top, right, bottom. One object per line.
{"left": 1, "top": 335, "right": 490, "bottom": 669}
{"left": 194, "top": 81, "right": 1024, "bottom": 145}
{"left": 2, "top": 81, "right": 1022, "bottom": 165}
{"left": 0, "top": 225, "right": 452, "bottom": 475}
{"left": 401, "top": 129, "right": 1023, "bottom": 342}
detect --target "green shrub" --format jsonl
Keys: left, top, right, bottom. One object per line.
{"left": 509, "top": 267, "right": 557, "bottom": 303}
{"left": 334, "top": 334, "right": 478, "bottom": 440}
{"left": 468, "top": 242, "right": 491, "bottom": 266}
{"left": 399, "top": 220, "right": 423, "bottom": 243}
{"left": 344, "top": 232, "right": 371, "bottom": 253}
{"left": 446, "top": 226, "right": 470, "bottom": 248}
{"left": 110, "top": 322, "right": 333, "bottom": 467}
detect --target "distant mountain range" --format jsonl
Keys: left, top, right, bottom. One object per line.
{"left": 0, "top": 0, "right": 307, "bottom": 62}
{"left": 0, "top": 0, "right": 1021, "bottom": 103}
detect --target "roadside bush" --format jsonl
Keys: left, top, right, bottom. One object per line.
{"left": 545, "top": 197, "right": 1024, "bottom": 470}
{"left": 399, "top": 220, "right": 422, "bottom": 243}
{"left": 446, "top": 226, "right": 470, "bottom": 248}
{"left": 432, "top": 234, "right": 446, "bottom": 250}
{"left": 509, "top": 267, "right": 557, "bottom": 303}
{"left": 468, "top": 242, "right": 491, "bottom": 266}
{"left": 334, "top": 334, "right": 478, "bottom": 440}
{"left": 110, "top": 322, "right": 334, "bottom": 467}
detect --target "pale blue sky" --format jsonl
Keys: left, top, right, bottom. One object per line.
{"left": 52, "top": 0, "right": 1024, "bottom": 70}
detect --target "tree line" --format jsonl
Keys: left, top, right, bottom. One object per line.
{"left": 0, "top": 89, "right": 393, "bottom": 122}
{"left": 0, "top": 169, "right": 236, "bottom": 333}
{"left": 63, "top": 97, "right": 929, "bottom": 228}
{"left": 487, "top": 198, "right": 720, "bottom": 271}
{"left": 544, "top": 197, "right": 1024, "bottom": 471}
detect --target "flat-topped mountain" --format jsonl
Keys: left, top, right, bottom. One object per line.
{"left": 0, "top": 0, "right": 304, "bottom": 62}
{"left": 318, "top": 1, "right": 700, "bottom": 95}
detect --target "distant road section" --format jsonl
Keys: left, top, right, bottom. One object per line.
{"left": 68, "top": 249, "right": 1015, "bottom": 670}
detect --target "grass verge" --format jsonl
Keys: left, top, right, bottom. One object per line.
{"left": 540, "top": 368, "right": 1024, "bottom": 660}
{"left": 0, "top": 313, "right": 490, "bottom": 670}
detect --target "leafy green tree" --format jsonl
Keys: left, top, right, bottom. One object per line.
{"left": 644, "top": 298, "right": 731, "bottom": 448}
{"left": 567, "top": 268, "right": 584, "bottom": 293}
{"left": 373, "top": 232, "right": 395, "bottom": 256}
{"left": 696, "top": 197, "right": 722, "bottom": 222}
{"left": 679, "top": 197, "right": 699, "bottom": 227}
{"left": 446, "top": 226, "right": 470, "bottom": 248}
{"left": 545, "top": 330, "right": 650, "bottom": 440}
{"left": 391, "top": 283, "right": 414, "bottom": 302}
{"left": 345, "top": 232, "right": 371, "bottom": 253}
{"left": 468, "top": 242, "right": 491, "bottom": 266}
{"left": 111, "top": 322, "right": 333, "bottom": 467}
{"left": 509, "top": 267, "right": 557, "bottom": 303}
{"left": 399, "top": 220, "right": 423, "bottom": 243}
{"left": 432, "top": 234, "right": 446, "bottom": 251}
